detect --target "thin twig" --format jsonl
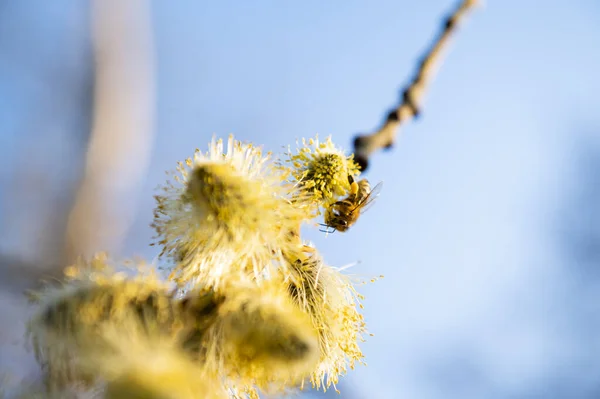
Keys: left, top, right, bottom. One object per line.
{"left": 352, "top": 0, "right": 479, "bottom": 171}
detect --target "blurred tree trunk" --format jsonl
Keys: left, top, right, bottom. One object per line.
{"left": 0, "top": 1, "right": 155, "bottom": 393}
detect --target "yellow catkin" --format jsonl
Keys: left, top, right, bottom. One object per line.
{"left": 280, "top": 135, "right": 360, "bottom": 211}
{"left": 95, "top": 320, "right": 227, "bottom": 399}
{"left": 151, "top": 135, "right": 311, "bottom": 290}
{"left": 283, "top": 247, "right": 368, "bottom": 391}
{"left": 24, "top": 134, "right": 382, "bottom": 399}
{"left": 26, "top": 255, "right": 180, "bottom": 391}
{"left": 201, "top": 280, "right": 320, "bottom": 397}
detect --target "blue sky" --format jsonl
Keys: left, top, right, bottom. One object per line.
{"left": 138, "top": 3, "right": 600, "bottom": 396}
{"left": 1, "top": 1, "right": 600, "bottom": 398}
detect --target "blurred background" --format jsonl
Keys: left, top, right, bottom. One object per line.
{"left": 1, "top": 1, "right": 599, "bottom": 398}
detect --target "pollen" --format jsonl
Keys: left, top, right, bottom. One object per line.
{"left": 281, "top": 135, "right": 360, "bottom": 211}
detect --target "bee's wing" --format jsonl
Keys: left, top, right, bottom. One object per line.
{"left": 355, "top": 181, "right": 383, "bottom": 214}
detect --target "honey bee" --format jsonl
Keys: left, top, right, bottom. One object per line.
{"left": 322, "top": 175, "right": 383, "bottom": 233}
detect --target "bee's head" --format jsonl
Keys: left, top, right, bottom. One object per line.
{"left": 331, "top": 217, "right": 349, "bottom": 232}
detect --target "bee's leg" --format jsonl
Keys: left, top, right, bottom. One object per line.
{"left": 318, "top": 225, "right": 335, "bottom": 234}
{"left": 346, "top": 175, "right": 359, "bottom": 195}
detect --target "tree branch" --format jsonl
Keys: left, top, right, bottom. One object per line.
{"left": 352, "top": 0, "right": 479, "bottom": 171}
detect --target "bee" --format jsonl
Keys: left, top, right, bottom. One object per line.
{"left": 321, "top": 175, "right": 383, "bottom": 233}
